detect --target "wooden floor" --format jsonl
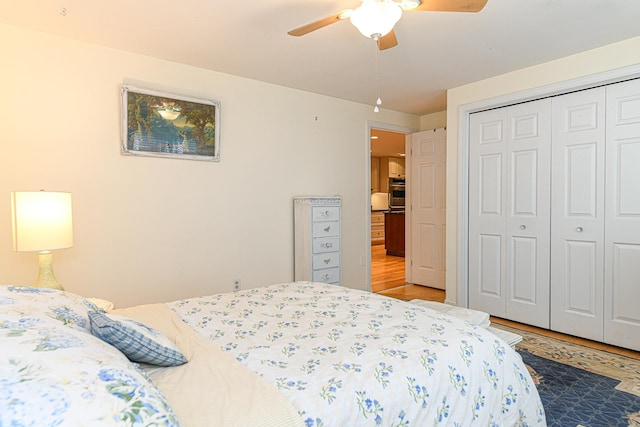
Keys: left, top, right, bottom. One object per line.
{"left": 371, "top": 244, "right": 640, "bottom": 361}
{"left": 371, "top": 244, "right": 407, "bottom": 293}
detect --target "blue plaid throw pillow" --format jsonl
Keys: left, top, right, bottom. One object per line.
{"left": 89, "top": 311, "right": 187, "bottom": 366}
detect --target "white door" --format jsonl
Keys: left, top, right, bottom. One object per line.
{"left": 604, "top": 79, "right": 640, "bottom": 351}
{"left": 469, "top": 108, "right": 508, "bottom": 316}
{"left": 408, "top": 129, "right": 446, "bottom": 289}
{"left": 504, "top": 100, "right": 551, "bottom": 327}
{"left": 550, "top": 87, "right": 606, "bottom": 341}
{"left": 469, "top": 100, "right": 551, "bottom": 328}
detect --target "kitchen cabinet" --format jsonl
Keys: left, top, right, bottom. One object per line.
{"left": 294, "top": 197, "right": 341, "bottom": 285}
{"left": 388, "top": 157, "right": 405, "bottom": 178}
{"left": 371, "top": 157, "right": 380, "bottom": 192}
{"left": 384, "top": 211, "right": 405, "bottom": 257}
{"left": 376, "top": 156, "right": 405, "bottom": 192}
{"left": 371, "top": 211, "right": 385, "bottom": 245}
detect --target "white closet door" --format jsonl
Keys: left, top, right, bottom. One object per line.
{"left": 604, "top": 79, "right": 640, "bottom": 351}
{"left": 504, "top": 100, "right": 551, "bottom": 328}
{"left": 469, "top": 100, "right": 551, "bottom": 327}
{"left": 550, "top": 87, "right": 606, "bottom": 341}
{"left": 469, "top": 108, "right": 508, "bottom": 317}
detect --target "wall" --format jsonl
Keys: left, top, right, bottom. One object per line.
{"left": 0, "top": 23, "right": 420, "bottom": 307}
{"left": 420, "top": 111, "right": 446, "bottom": 131}
{"left": 445, "top": 36, "right": 640, "bottom": 304}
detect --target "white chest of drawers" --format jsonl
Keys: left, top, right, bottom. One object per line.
{"left": 294, "top": 196, "right": 341, "bottom": 285}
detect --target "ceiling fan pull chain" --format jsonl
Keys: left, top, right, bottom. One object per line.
{"left": 374, "top": 39, "right": 382, "bottom": 113}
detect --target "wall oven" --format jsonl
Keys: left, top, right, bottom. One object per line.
{"left": 388, "top": 178, "right": 405, "bottom": 210}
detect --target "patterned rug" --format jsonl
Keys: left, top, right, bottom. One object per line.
{"left": 491, "top": 324, "right": 640, "bottom": 427}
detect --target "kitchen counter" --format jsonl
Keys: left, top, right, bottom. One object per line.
{"left": 384, "top": 211, "right": 405, "bottom": 257}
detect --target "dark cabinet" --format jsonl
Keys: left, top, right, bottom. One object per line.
{"left": 384, "top": 212, "right": 405, "bottom": 257}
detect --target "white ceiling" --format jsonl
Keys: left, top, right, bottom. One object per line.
{"left": 2, "top": 1, "right": 640, "bottom": 115}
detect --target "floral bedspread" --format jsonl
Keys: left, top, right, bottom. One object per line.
{"left": 169, "top": 281, "right": 546, "bottom": 426}
{"left": 0, "top": 286, "right": 180, "bottom": 426}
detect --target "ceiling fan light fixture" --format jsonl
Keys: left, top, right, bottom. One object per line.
{"left": 350, "top": 0, "right": 402, "bottom": 39}
{"left": 400, "top": 0, "right": 420, "bottom": 10}
{"left": 337, "top": 10, "right": 353, "bottom": 20}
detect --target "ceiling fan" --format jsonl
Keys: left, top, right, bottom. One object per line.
{"left": 288, "top": 0, "right": 488, "bottom": 50}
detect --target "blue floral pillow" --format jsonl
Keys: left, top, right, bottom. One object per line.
{"left": 0, "top": 286, "right": 98, "bottom": 333}
{"left": 0, "top": 285, "right": 181, "bottom": 426}
{"left": 89, "top": 311, "right": 187, "bottom": 367}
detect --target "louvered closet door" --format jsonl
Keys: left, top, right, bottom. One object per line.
{"left": 550, "top": 87, "right": 606, "bottom": 341}
{"left": 604, "top": 79, "right": 640, "bottom": 351}
{"left": 469, "top": 100, "right": 551, "bottom": 327}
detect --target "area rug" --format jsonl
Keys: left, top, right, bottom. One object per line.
{"left": 491, "top": 324, "right": 640, "bottom": 426}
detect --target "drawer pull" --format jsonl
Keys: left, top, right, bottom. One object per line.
{"left": 321, "top": 243, "right": 333, "bottom": 249}
{"left": 323, "top": 259, "right": 331, "bottom": 264}
{"left": 324, "top": 226, "right": 331, "bottom": 232}
{"left": 323, "top": 274, "right": 331, "bottom": 279}
{"left": 520, "top": 225, "right": 526, "bottom": 230}
{"left": 576, "top": 226, "right": 583, "bottom": 232}
{"left": 320, "top": 210, "right": 330, "bottom": 217}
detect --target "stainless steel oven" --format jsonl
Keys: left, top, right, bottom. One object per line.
{"left": 388, "top": 178, "right": 405, "bottom": 210}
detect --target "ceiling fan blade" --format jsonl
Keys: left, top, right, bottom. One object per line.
{"left": 378, "top": 30, "right": 398, "bottom": 50}
{"left": 287, "top": 12, "right": 348, "bottom": 37}
{"left": 414, "top": 0, "right": 488, "bottom": 12}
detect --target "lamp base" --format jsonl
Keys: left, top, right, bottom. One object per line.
{"left": 33, "top": 251, "right": 64, "bottom": 291}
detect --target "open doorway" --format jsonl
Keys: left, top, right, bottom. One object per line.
{"left": 370, "top": 128, "right": 407, "bottom": 292}
{"left": 368, "top": 126, "right": 448, "bottom": 295}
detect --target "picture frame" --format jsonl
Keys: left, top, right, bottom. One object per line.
{"left": 121, "top": 85, "right": 220, "bottom": 161}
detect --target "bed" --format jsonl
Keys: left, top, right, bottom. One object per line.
{"left": 1, "top": 281, "right": 546, "bottom": 426}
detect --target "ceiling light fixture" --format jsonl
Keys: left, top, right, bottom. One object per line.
{"left": 348, "top": 0, "right": 406, "bottom": 113}
{"left": 400, "top": 0, "right": 420, "bottom": 10}
{"left": 349, "top": 0, "right": 402, "bottom": 39}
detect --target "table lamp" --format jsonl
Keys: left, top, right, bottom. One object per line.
{"left": 11, "top": 191, "right": 73, "bottom": 290}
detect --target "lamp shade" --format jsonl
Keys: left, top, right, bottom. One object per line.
{"left": 11, "top": 191, "right": 73, "bottom": 252}
{"left": 350, "top": 0, "right": 402, "bottom": 39}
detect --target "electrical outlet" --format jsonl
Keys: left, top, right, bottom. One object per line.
{"left": 233, "top": 279, "right": 241, "bottom": 292}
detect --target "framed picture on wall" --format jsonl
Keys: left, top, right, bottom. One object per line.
{"left": 121, "top": 85, "right": 220, "bottom": 161}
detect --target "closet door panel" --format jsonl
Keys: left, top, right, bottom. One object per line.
{"left": 566, "top": 143, "right": 599, "bottom": 216}
{"left": 470, "top": 100, "right": 551, "bottom": 327}
{"left": 469, "top": 109, "right": 507, "bottom": 317}
{"left": 564, "top": 241, "right": 599, "bottom": 313}
{"left": 505, "top": 100, "right": 551, "bottom": 328}
{"left": 511, "top": 150, "right": 538, "bottom": 216}
{"left": 605, "top": 79, "right": 640, "bottom": 351}
{"left": 510, "top": 236, "right": 537, "bottom": 303}
{"left": 479, "top": 154, "right": 503, "bottom": 216}
{"left": 550, "top": 87, "right": 606, "bottom": 341}
{"left": 606, "top": 241, "right": 640, "bottom": 352}
{"left": 478, "top": 234, "right": 503, "bottom": 297}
